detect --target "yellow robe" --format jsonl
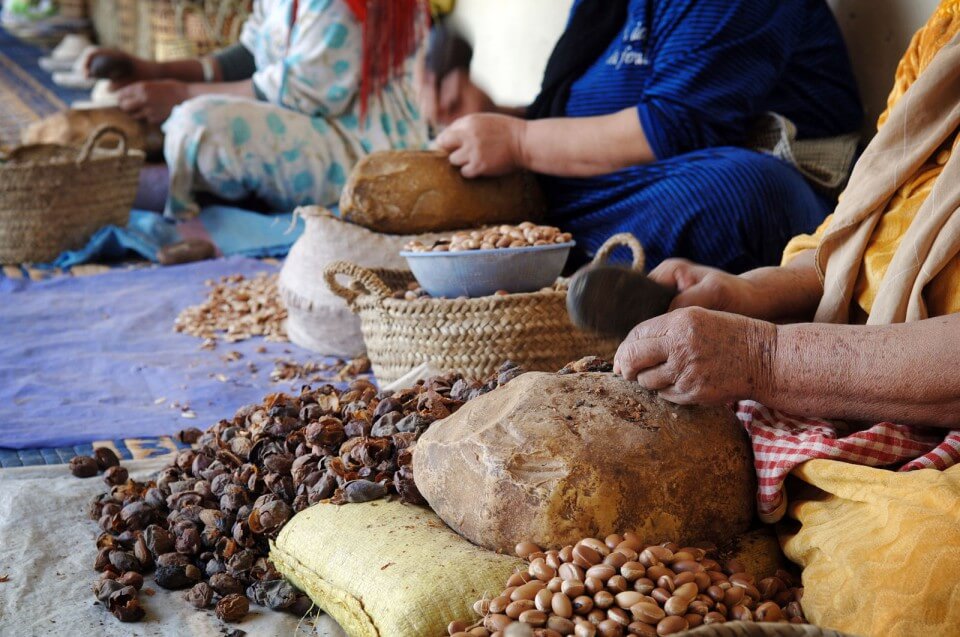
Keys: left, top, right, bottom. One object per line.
{"left": 782, "top": 0, "right": 960, "bottom": 321}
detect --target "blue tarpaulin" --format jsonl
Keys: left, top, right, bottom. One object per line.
{"left": 0, "top": 257, "right": 338, "bottom": 449}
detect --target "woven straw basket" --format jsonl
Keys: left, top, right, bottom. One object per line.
{"left": 0, "top": 125, "right": 144, "bottom": 264}
{"left": 152, "top": 0, "right": 251, "bottom": 61}
{"left": 324, "top": 234, "right": 644, "bottom": 383}
{"left": 686, "top": 622, "right": 850, "bottom": 637}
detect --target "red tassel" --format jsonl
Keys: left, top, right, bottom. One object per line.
{"left": 343, "top": 0, "right": 427, "bottom": 120}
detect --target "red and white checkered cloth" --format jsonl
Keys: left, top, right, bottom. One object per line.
{"left": 735, "top": 400, "right": 960, "bottom": 522}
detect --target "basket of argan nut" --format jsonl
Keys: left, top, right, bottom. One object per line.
{"left": 323, "top": 228, "right": 644, "bottom": 383}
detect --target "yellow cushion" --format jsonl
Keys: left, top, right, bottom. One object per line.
{"left": 270, "top": 500, "right": 523, "bottom": 637}
{"left": 781, "top": 460, "right": 960, "bottom": 637}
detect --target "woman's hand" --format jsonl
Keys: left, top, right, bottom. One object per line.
{"left": 650, "top": 259, "right": 767, "bottom": 317}
{"left": 650, "top": 253, "right": 825, "bottom": 323}
{"left": 83, "top": 48, "right": 156, "bottom": 89}
{"left": 435, "top": 113, "right": 528, "bottom": 178}
{"left": 116, "top": 80, "right": 191, "bottom": 125}
{"left": 614, "top": 307, "right": 777, "bottom": 406}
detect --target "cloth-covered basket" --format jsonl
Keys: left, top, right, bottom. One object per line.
{"left": 324, "top": 234, "right": 643, "bottom": 383}
{"left": 0, "top": 125, "right": 144, "bottom": 264}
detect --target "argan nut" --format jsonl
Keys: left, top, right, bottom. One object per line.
{"left": 585, "top": 577, "right": 603, "bottom": 596}
{"left": 484, "top": 614, "right": 513, "bottom": 632}
{"left": 562, "top": 580, "right": 585, "bottom": 598}
{"left": 703, "top": 612, "right": 726, "bottom": 624}
{"left": 755, "top": 601, "right": 783, "bottom": 622}
{"left": 596, "top": 619, "right": 623, "bottom": 637}
{"left": 655, "top": 616, "right": 688, "bottom": 635}
{"left": 684, "top": 613, "right": 703, "bottom": 628}
{"left": 614, "top": 591, "right": 643, "bottom": 609}
{"left": 630, "top": 601, "right": 665, "bottom": 624}
{"left": 117, "top": 572, "right": 143, "bottom": 590}
{"left": 575, "top": 622, "right": 597, "bottom": 637}
{"left": 547, "top": 616, "right": 575, "bottom": 634}
{"left": 586, "top": 565, "right": 616, "bottom": 582}
{"left": 93, "top": 447, "right": 120, "bottom": 470}
{"left": 730, "top": 605, "right": 753, "bottom": 622}
{"left": 572, "top": 545, "right": 601, "bottom": 568}
{"left": 627, "top": 621, "right": 658, "bottom": 637}
{"left": 578, "top": 538, "right": 611, "bottom": 557}
{"left": 651, "top": 588, "right": 671, "bottom": 605}
{"left": 673, "top": 571, "right": 695, "bottom": 586}
{"left": 607, "top": 607, "right": 630, "bottom": 627}
{"left": 606, "top": 575, "right": 628, "bottom": 594}
{"left": 603, "top": 552, "right": 628, "bottom": 569}
{"left": 593, "top": 591, "right": 614, "bottom": 610}
{"left": 518, "top": 609, "right": 547, "bottom": 627}
{"left": 572, "top": 595, "right": 594, "bottom": 615}
{"left": 547, "top": 576, "right": 564, "bottom": 593}
{"left": 530, "top": 558, "right": 557, "bottom": 582}
{"left": 535, "top": 588, "right": 553, "bottom": 612}
{"left": 508, "top": 572, "right": 534, "bottom": 587}
{"left": 559, "top": 563, "right": 584, "bottom": 582}
{"left": 587, "top": 608, "right": 607, "bottom": 626}
{"left": 620, "top": 562, "right": 645, "bottom": 582}
{"left": 516, "top": 542, "right": 542, "bottom": 559}
{"left": 489, "top": 596, "right": 510, "bottom": 614}
{"left": 674, "top": 582, "right": 698, "bottom": 601}
{"left": 633, "top": 578, "right": 655, "bottom": 595}
{"left": 506, "top": 599, "right": 535, "bottom": 619}
{"left": 215, "top": 593, "right": 249, "bottom": 622}
{"left": 639, "top": 546, "right": 672, "bottom": 567}
{"left": 663, "top": 596, "right": 689, "bottom": 617}
{"left": 511, "top": 580, "right": 546, "bottom": 601}
{"left": 70, "top": 455, "right": 99, "bottom": 478}
{"left": 552, "top": 592, "right": 573, "bottom": 618}
{"left": 103, "top": 466, "right": 129, "bottom": 487}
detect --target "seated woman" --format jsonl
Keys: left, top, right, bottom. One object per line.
{"left": 613, "top": 4, "right": 960, "bottom": 633}
{"left": 423, "top": 0, "right": 863, "bottom": 272}
{"left": 89, "top": 0, "right": 428, "bottom": 218}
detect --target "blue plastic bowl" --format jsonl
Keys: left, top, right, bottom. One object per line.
{"left": 400, "top": 242, "right": 575, "bottom": 298}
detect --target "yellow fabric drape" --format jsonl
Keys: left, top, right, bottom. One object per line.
{"left": 782, "top": 0, "right": 960, "bottom": 321}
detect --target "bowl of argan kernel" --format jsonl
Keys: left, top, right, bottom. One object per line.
{"left": 400, "top": 222, "right": 574, "bottom": 298}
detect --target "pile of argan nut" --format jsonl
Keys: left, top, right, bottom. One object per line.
{"left": 174, "top": 272, "right": 288, "bottom": 345}
{"left": 447, "top": 535, "right": 806, "bottom": 637}
{"left": 405, "top": 223, "right": 573, "bottom": 253}
{"left": 78, "top": 364, "right": 524, "bottom": 624}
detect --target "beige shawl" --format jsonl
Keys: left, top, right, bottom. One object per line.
{"left": 815, "top": 32, "right": 960, "bottom": 325}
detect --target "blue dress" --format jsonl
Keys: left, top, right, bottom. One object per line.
{"left": 544, "top": 0, "right": 863, "bottom": 272}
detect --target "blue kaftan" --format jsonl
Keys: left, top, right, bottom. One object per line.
{"left": 544, "top": 0, "right": 863, "bottom": 272}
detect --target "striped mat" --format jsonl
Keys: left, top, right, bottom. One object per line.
{"left": 0, "top": 26, "right": 88, "bottom": 149}
{"left": 0, "top": 436, "right": 190, "bottom": 468}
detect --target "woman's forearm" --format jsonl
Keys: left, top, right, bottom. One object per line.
{"left": 762, "top": 314, "right": 960, "bottom": 428}
{"left": 520, "top": 108, "right": 655, "bottom": 177}
{"left": 739, "top": 250, "right": 823, "bottom": 323}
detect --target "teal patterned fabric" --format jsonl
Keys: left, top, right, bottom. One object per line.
{"left": 163, "top": 0, "right": 428, "bottom": 218}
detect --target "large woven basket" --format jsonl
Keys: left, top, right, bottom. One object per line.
{"left": 152, "top": 0, "right": 251, "bottom": 61}
{"left": 0, "top": 125, "right": 144, "bottom": 264}
{"left": 324, "top": 234, "right": 644, "bottom": 383}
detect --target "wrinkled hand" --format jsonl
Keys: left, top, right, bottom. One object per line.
{"left": 435, "top": 113, "right": 527, "bottom": 178}
{"left": 614, "top": 307, "right": 777, "bottom": 405}
{"left": 649, "top": 258, "right": 768, "bottom": 318}
{"left": 416, "top": 66, "right": 495, "bottom": 127}
{"left": 116, "top": 80, "right": 190, "bottom": 125}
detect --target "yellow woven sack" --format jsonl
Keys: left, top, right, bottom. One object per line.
{"left": 271, "top": 500, "right": 523, "bottom": 637}
{"left": 781, "top": 460, "right": 960, "bottom": 637}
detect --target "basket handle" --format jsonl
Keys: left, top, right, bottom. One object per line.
{"left": 323, "top": 261, "right": 395, "bottom": 306}
{"left": 591, "top": 233, "right": 646, "bottom": 271}
{"left": 78, "top": 125, "right": 129, "bottom": 164}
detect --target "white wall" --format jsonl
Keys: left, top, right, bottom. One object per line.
{"left": 454, "top": 0, "right": 942, "bottom": 136}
